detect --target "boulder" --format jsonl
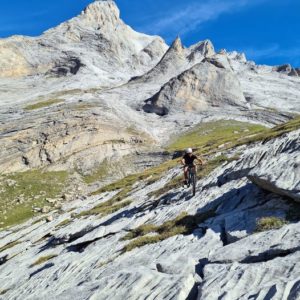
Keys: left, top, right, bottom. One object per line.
{"left": 248, "top": 149, "right": 300, "bottom": 202}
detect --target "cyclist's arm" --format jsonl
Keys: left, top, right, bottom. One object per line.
{"left": 181, "top": 158, "right": 186, "bottom": 166}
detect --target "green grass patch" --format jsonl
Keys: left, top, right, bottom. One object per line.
{"left": 91, "top": 158, "right": 177, "bottom": 196}
{"left": 166, "top": 120, "right": 266, "bottom": 153}
{"left": 166, "top": 117, "right": 300, "bottom": 157}
{"left": 24, "top": 99, "right": 64, "bottom": 111}
{"left": 86, "top": 159, "right": 179, "bottom": 218}
{"left": 81, "top": 171, "right": 143, "bottom": 218}
{"left": 72, "top": 102, "right": 98, "bottom": 111}
{"left": 31, "top": 254, "right": 58, "bottom": 267}
{"left": 0, "top": 240, "right": 20, "bottom": 253}
{"left": 122, "top": 210, "right": 216, "bottom": 252}
{"left": 77, "top": 199, "right": 132, "bottom": 218}
{"left": 255, "top": 217, "right": 287, "bottom": 232}
{"left": 81, "top": 162, "right": 176, "bottom": 217}
{"left": 0, "top": 170, "right": 68, "bottom": 229}
{"left": 56, "top": 218, "right": 72, "bottom": 228}
{"left": 236, "top": 116, "right": 300, "bottom": 146}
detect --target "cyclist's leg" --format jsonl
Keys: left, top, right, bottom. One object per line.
{"left": 192, "top": 163, "right": 197, "bottom": 173}
{"left": 184, "top": 166, "right": 188, "bottom": 183}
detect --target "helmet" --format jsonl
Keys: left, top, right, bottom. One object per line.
{"left": 186, "top": 148, "right": 193, "bottom": 154}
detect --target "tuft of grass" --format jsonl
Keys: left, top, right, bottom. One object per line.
{"left": 72, "top": 102, "right": 97, "bottom": 111}
{"left": 122, "top": 210, "right": 216, "bottom": 252}
{"left": 56, "top": 219, "right": 72, "bottom": 228}
{"left": 30, "top": 254, "right": 58, "bottom": 267}
{"left": 0, "top": 289, "right": 10, "bottom": 295}
{"left": 77, "top": 199, "right": 132, "bottom": 218}
{"left": 24, "top": 99, "right": 64, "bottom": 111}
{"left": 0, "top": 170, "right": 68, "bottom": 229}
{"left": 0, "top": 241, "right": 20, "bottom": 253}
{"left": 255, "top": 217, "right": 287, "bottom": 232}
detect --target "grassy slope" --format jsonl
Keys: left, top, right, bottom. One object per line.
{"left": 167, "top": 117, "right": 300, "bottom": 156}
{"left": 2, "top": 117, "right": 299, "bottom": 234}
{"left": 24, "top": 99, "right": 64, "bottom": 111}
{"left": 0, "top": 170, "right": 68, "bottom": 229}
{"left": 166, "top": 120, "right": 265, "bottom": 153}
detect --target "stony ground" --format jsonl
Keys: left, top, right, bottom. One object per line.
{"left": 0, "top": 126, "right": 299, "bottom": 300}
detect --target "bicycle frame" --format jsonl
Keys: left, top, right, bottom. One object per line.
{"left": 186, "top": 165, "right": 197, "bottom": 196}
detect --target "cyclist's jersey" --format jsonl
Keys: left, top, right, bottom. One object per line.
{"left": 183, "top": 154, "right": 197, "bottom": 165}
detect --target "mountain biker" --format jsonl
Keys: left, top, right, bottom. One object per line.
{"left": 181, "top": 148, "right": 204, "bottom": 185}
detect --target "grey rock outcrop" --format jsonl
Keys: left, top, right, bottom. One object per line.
{"left": 248, "top": 133, "right": 300, "bottom": 201}
{"left": 227, "top": 52, "right": 300, "bottom": 112}
{"left": 273, "top": 64, "right": 299, "bottom": 77}
{"left": 187, "top": 39, "right": 215, "bottom": 62}
{"left": 143, "top": 61, "right": 247, "bottom": 115}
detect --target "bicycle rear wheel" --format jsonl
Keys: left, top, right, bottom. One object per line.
{"left": 192, "top": 172, "right": 196, "bottom": 196}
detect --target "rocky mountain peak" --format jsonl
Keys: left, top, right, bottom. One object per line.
{"left": 77, "top": 0, "right": 120, "bottom": 28}
{"left": 170, "top": 36, "right": 184, "bottom": 53}
{"left": 196, "top": 39, "right": 215, "bottom": 56}
{"left": 187, "top": 39, "right": 215, "bottom": 62}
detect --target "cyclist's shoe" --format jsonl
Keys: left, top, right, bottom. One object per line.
{"left": 183, "top": 180, "right": 188, "bottom": 186}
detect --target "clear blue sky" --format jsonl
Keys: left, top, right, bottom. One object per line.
{"left": 0, "top": 0, "right": 299, "bottom": 67}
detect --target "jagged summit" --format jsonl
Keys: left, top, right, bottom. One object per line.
{"left": 44, "top": 0, "right": 121, "bottom": 36}
{"left": 129, "top": 36, "right": 217, "bottom": 85}
{"left": 169, "top": 36, "right": 185, "bottom": 53}
{"left": 188, "top": 39, "right": 215, "bottom": 58}
{"left": 77, "top": 0, "right": 120, "bottom": 28}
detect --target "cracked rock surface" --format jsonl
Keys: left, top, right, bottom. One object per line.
{"left": 0, "top": 130, "right": 299, "bottom": 300}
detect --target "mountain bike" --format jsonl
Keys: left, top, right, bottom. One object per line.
{"left": 186, "top": 164, "right": 197, "bottom": 196}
